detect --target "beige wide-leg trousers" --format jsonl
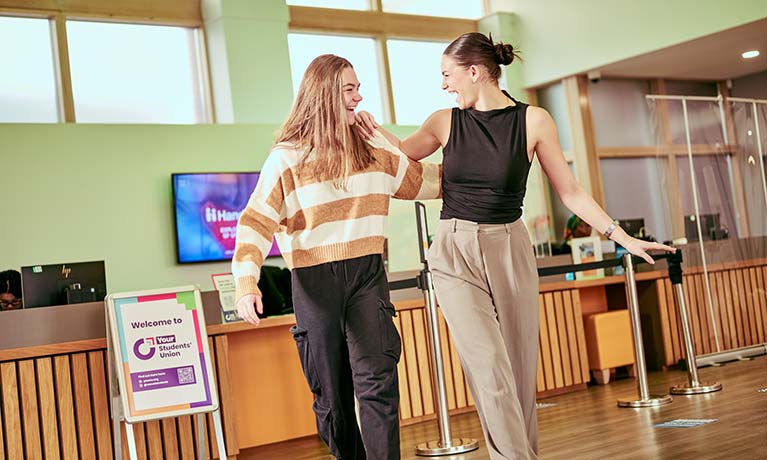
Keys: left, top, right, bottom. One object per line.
{"left": 428, "top": 218, "right": 540, "bottom": 460}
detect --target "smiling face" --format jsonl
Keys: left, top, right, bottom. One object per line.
{"left": 341, "top": 66, "right": 363, "bottom": 125}
{"left": 441, "top": 55, "right": 478, "bottom": 109}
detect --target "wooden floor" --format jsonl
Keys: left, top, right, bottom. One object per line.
{"left": 240, "top": 356, "right": 767, "bottom": 460}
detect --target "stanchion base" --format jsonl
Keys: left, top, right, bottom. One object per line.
{"left": 416, "top": 438, "right": 479, "bottom": 456}
{"left": 670, "top": 381, "right": 722, "bottom": 395}
{"left": 617, "top": 394, "right": 673, "bottom": 408}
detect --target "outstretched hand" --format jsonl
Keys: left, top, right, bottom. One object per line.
{"left": 355, "top": 110, "right": 379, "bottom": 139}
{"left": 236, "top": 294, "right": 264, "bottom": 326}
{"left": 621, "top": 237, "right": 676, "bottom": 265}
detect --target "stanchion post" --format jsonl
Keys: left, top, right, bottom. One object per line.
{"left": 618, "top": 253, "right": 673, "bottom": 408}
{"left": 667, "top": 251, "right": 722, "bottom": 395}
{"left": 413, "top": 203, "right": 478, "bottom": 456}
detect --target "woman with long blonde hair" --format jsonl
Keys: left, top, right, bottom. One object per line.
{"left": 232, "top": 54, "right": 441, "bottom": 460}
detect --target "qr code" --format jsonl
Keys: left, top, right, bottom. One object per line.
{"left": 177, "top": 366, "right": 196, "bottom": 385}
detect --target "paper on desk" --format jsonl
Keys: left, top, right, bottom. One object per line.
{"left": 211, "top": 273, "right": 240, "bottom": 323}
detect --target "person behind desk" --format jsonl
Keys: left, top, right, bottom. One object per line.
{"left": 0, "top": 269, "right": 22, "bottom": 311}
{"left": 553, "top": 214, "right": 592, "bottom": 255}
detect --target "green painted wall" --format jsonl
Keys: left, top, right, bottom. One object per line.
{"left": 0, "top": 124, "right": 439, "bottom": 293}
{"left": 499, "top": 0, "right": 767, "bottom": 87}
{"left": 4, "top": 1, "right": 763, "bottom": 296}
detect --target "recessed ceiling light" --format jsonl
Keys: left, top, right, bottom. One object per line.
{"left": 742, "top": 50, "right": 760, "bottom": 59}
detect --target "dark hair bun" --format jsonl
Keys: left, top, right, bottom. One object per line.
{"left": 494, "top": 42, "right": 516, "bottom": 66}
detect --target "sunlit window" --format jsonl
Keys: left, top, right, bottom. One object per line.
{"left": 287, "top": 0, "right": 370, "bottom": 10}
{"left": 287, "top": 33, "right": 386, "bottom": 123}
{"left": 387, "top": 39, "right": 455, "bottom": 125}
{"left": 382, "top": 0, "right": 484, "bottom": 18}
{"left": 67, "top": 21, "right": 206, "bottom": 123}
{"left": 0, "top": 16, "right": 59, "bottom": 123}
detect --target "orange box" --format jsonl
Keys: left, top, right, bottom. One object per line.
{"left": 584, "top": 310, "right": 635, "bottom": 384}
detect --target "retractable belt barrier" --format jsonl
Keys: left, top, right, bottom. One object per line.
{"left": 390, "top": 206, "right": 721, "bottom": 442}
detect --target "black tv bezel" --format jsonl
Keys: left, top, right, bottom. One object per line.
{"left": 171, "top": 171, "right": 272, "bottom": 265}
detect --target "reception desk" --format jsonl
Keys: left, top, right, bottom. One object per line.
{"left": 1, "top": 251, "right": 765, "bottom": 458}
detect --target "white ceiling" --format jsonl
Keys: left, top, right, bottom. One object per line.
{"left": 594, "top": 18, "right": 767, "bottom": 81}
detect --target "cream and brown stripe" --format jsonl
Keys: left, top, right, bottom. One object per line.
{"left": 280, "top": 194, "right": 390, "bottom": 234}
{"left": 278, "top": 148, "right": 401, "bottom": 197}
{"left": 239, "top": 207, "right": 279, "bottom": 243}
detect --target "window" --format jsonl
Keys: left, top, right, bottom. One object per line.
{"left": 387, "top": 39, "right": 454, "bottom": 125}
{"left": 0, "top": 16, "right": 59, "bottom": 123}
{"left": 589, "top": 79, "right": 655, "bottom": 147}
{"left": 286, "top": 0, "right": 370, "bottom": 10}
{"left": 66, "top": 21, "right": 207, "bottom": 124}
{"left": 382, "top": 0, "right": 484, "bottom": 18}
{"left": 287, "top": 33, "right": 386, "bottom": 123}
{"left": 601, "top": 157, "right": 673, "bottom": 243}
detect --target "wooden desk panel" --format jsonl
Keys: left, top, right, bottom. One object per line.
{"left": 655, "top": 261, "right": 767, "bottom": 367}
{"left": 0, "top": 343, "right": 239, "bottom": 460}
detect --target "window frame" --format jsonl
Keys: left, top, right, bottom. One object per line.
{"left": 287, "top": 3, "right": 481, "bottom": 124}
{"left": 0, "top": 0, "right": 213, "bottom": 123}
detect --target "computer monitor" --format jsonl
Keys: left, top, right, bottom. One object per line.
{"left": 684, "top": 213, "right": 725, "bottom": 241}
{"left": 20, "top": 261, "right": 107, "bottom": 308}
{"left": 171, "top": 172, "right": 281, "bottom": 264}
{"left": 616, "top": 218, "right": 646, "bottom": 239}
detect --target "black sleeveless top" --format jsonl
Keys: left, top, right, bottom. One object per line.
{"left": 441, "top": 93, "right": 531, "bottom": 224}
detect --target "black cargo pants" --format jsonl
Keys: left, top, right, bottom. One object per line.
{"left": 290, "top": 254, "right": 401, "bottom": 460}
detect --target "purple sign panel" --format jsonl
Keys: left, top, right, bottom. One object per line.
{"left": 131, "top": 365, "right": 197, "bottom": 392}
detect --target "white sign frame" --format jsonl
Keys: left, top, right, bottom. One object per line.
{"left": 105, "top": 285, "right": 219, "bottom": 423}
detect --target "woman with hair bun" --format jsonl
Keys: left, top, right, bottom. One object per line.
{"left": 358, "top": 32, "right": 674, "bottom": 459}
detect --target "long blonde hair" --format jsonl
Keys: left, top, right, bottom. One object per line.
{"left": 276, "top": 54, "right": 374, "bottom": 187}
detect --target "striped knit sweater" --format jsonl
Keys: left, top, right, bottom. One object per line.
{"left": 232, "top": 132, "right": 442, "bottom": 301}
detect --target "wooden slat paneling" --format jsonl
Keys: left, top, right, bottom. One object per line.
{"left": 538, "top": 295, "right": 554, "bottom": 390}
{"left": 36, "top": 358, "right": 61, "bottom": 460}
{"left": 553, "top": 292, "right": 572, "bottom": 387}
{"left": 88, "top": 351, "right": 113, "bottom": 459}
{"left": 400, "top": 311, "right": 423, "bottom": 417}
{"left": 562, "top": 292, "right": 582, "bottom": 384}
{"left": 177, "top": 415, "right": 195, "bottom": 460}
{"left": 756, "top": 267, "right": 766, "bottom": 342}
{"left": 684, "top": 278, "right": 703, "bottom": 355}
{"left": 1, "top": 362, "right": 23, "bottom": 459}
{"left": 749, "top": 268, "right": 765, "bottom": 342}
{"left": 145, "top": 420, "right": 163, "bottom": 459}
{"left": 212, "top": 335, "right": 239, "bottom": 457}
{"left": 19, "top": 359, "right": 43, "bottom": 459}
{"left": 411, "top": 309, "right": 434, "bottom": 415}
{"left": 571, "top": 291, "right": 590, "bottom": 384}
{"left": 666, "top": 277, "right": 682, "bottom": 363}
{"left": 161, "top": 418, "right": 180, "bottom": 460}
{"left": 393, "top": 313, "right": 412, "bottom": 420}
{"left": 543, "top": 293, "right": 564, "bottom": 388}
{"left": 71, "top": 353, "right": 97, "bottom": 459}
{"left": 53, "top": 355, "right": 79, "bottom": 460}
{"left": 657, "top": 264, "right": 767, "bottom": 367}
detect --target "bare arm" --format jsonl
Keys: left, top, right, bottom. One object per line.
{"left": 356, "top": 109, "right": 450, "bottom": 160}
{"left": 529, "top": 106, "right": 675, "bottom": 263}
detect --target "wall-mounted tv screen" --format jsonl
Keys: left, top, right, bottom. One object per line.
{"left": 172, "top": 172, "right": 280, "bottom": 263}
